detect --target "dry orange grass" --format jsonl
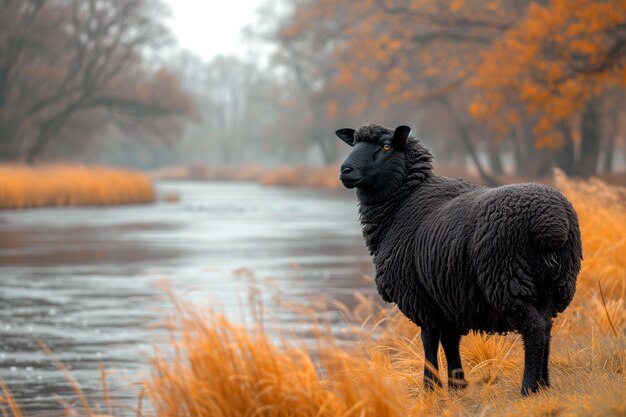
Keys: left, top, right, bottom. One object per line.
{"left": 258, "top": 165, "right": 342, "bottom": 189}
{"left": 0, "top": 164, "right": 155, "bottom": 209}
{"left": 144, "top": 173, "right": 626, "bottom": 417}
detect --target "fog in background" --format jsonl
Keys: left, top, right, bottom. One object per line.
{"left": 1, "top": 0, "right": 625, "bottom": 181}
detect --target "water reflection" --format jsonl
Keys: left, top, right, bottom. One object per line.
{"left": 0, "top": 182, "right": 374, "bottom": 415}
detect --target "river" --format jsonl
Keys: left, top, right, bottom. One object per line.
{"left": 0, "top": 181, "right": 374, "bottom": 415}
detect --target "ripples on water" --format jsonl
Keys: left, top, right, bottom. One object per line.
{"left": 0, "top": 181, "right": 374, "bottom": 415}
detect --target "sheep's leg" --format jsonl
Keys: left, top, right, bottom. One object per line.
{"left": 509, "top": 305, "right": 550, "bottom": 396}
{"left": 440, "top": 326, "right": 468, "bottom": 389}
{"left": 540, "top": 319, "right": 553, "bottom": 387}
{"left": 421, "top": 327, "right": 442, "bottom": 390}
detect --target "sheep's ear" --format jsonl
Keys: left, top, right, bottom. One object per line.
{"left": 392, "top": 125, "right": 412, "bottom": 151}
{"left": 335, "top": 128, "right": 355, "bottom": 146}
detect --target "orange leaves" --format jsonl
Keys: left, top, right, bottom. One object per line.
{"left": 470, "top": 0, "right": 626, "bottom": 147}
{"left": 284, "top": 0, "right": 508, "bottom": 120}
{"left": 384, "top": 67, "right": 411, "bottom": 95}
{"left": 535, "top": 133, "right": 564, "bottom": 149}
{"left": 570, "top": 38, "right": 602, "bottom": 55}
{"left": 468, "top": 101, "right": 487, "bottom": 120}
{"left": 449, "top": 0, "right": 464, "bottom": 12}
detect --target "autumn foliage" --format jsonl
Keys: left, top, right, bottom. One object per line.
{"left": 472, "top": 0, "right": 626, "bottom": 138}
{"left": 471, "top": 0, "right": 626, "bottom": 176}
{"left": 271, "top": 0, "right": 626, "bottom": 178}
{"left": 0, "top": 165, "right": 155, "bottom": 209}
{"left": 144, "top": 174, "right": 626, "bottom": 417}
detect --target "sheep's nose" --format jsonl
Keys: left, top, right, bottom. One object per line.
{"left": 341, "top": 165, "right": 353, "bottom": 174}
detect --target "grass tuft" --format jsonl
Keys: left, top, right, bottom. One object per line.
{"left": 0, "top": 164, "right": 155, "bottom": 209}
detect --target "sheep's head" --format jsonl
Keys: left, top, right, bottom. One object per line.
{"left": 336, "top": 124, "right": 412, "bottom": 198}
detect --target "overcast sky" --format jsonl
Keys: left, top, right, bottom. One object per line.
{"left": 164, "top": 0, "right": 267, "bottom": 61}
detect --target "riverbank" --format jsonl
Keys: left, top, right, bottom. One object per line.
{"left": 149, "top": 163, "right": 626, "bottom": 190}
{"left": 143, "top": 173, "right": 626, "bottom": 417}
{"left": 1, "top": 174, "right": 624, "bottom": 416}
{"left": 148, "top": 164, "right": 483, "bottom": 189}
{"left": 0, "top": 165, "right": 155, "bottom": 209}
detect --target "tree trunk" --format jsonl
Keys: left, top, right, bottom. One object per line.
{"left": 439, "top": 99, "right": 498, "bottom": 186}
{"left": 602, "top": 107, "right": 619, "bottom": 172}
{"left": 576, "top": 100, "right": 601, "bottom": 178}
{"left": 488, "top": 141, "right": 504, "bottom": 175}
{"left": 0, "top": 67, "right": 7, "bottom": 107}
{"left": 0, "top": 121, "right": 22, "bottom": 161}
{"left": 556, "top": 122, "right": 575, "bottom": 175}
{"left": 311, "top": 105, "right": 338, "bottom": 164}
{"left": 512, "top": 123, "right": 537, "bottom": 176}
{"left": 26, "top": 120, "right": 62, "bottom": 163}
{"left": 314, "top": 130, "right": 339, "bottom": 164}
{"left": 511, "top": 130, "right": 525, "bottom": 176}
{"left": 603, "top": 131, "right": 616, "bottom": 172}
{"left": 535, "top": 149, "right": 556, "bottom": 177}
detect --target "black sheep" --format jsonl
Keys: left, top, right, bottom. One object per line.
{"left": 335, "top": 123, "right": 582, "bottom": 396}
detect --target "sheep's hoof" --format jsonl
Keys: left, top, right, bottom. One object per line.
{"left": 521, "top": 383, "right": 542, "bottom": 396}
{"left": 447, "top": 370, "right": 468, "bottom": 390}
{"left": 521, "top": 378, "right": 550, "bottom": 396}
{"left": 448, "top": 378, "right": 468, "bottom": 390}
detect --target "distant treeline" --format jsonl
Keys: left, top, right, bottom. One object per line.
{"left": 1, "top": 0, "right": 625, "bottom": 180}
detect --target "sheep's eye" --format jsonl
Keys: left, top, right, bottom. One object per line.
{"left": 383, "top": 144, "right": 392, "bottom": 151}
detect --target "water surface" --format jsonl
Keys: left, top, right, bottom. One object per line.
{"left": 0, "top": 181, "right": 374, "bottom": 415}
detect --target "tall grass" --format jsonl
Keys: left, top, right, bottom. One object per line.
{"left": 1, "top": 174, "right": 623, "bottom": 416}
{"left": 145, "top": 174, "right": 626, "bottom": 417}
{"left": 0, "top": 165, "right": 155, "bottom": 209}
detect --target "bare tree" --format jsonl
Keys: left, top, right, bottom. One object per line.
{"left": 0, "top": 0, "right": 192, "bottom": 162}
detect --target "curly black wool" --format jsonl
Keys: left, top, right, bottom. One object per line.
{"left": 336, "top": 123, "right": 583, "bottom": 395}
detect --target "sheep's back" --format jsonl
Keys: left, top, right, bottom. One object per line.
{"left": 378, "top": 178, "right": 581, "bottom": 332}
{"left": 468, "top": 183, "right": 581, "bottom": 314}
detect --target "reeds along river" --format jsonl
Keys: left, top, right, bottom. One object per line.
{"left": 0, "top": 181, "right": 374, "bottom": 415}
